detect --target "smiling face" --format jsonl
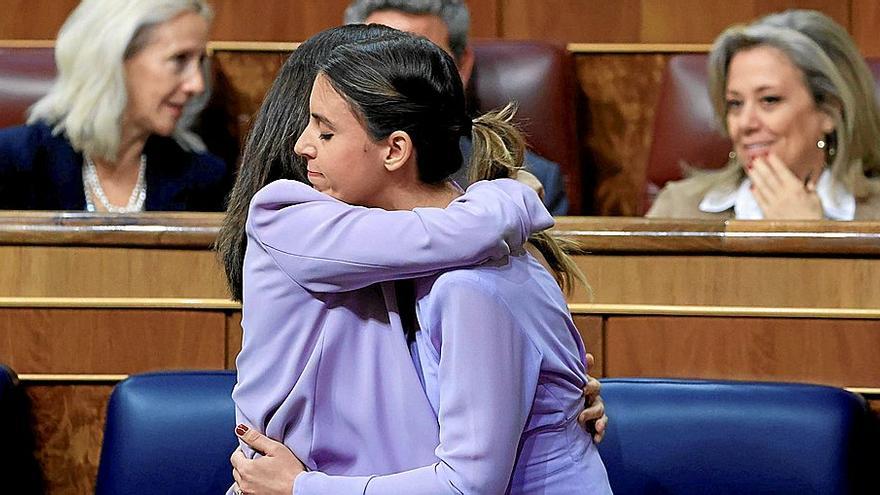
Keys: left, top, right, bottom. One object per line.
{"left": 724, "top": 44, "right": 835, "bottom": 179}
{"left": 293, "top": 73, "right": 389, "bottom": 206}
{"left": 122, "top": 11, "right": 209, "bottom": 140}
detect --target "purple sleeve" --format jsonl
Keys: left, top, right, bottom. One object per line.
{"left": 248, "top": 179, "right": 553, "bottom": 292}
{"left": 295, "top": 275, "right": 541, "bottom": 494}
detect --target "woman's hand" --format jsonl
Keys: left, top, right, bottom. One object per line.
{"left": 747, "top": 154, "right": 823, "bottom": 219}
{"left": 578, "top": 353, "right": 608, "bottom": 444}
{"left": 514, "top": 169, "right": 545, "bottom": 201}
{"left": 230, "top": 424, "right": 305, "bottom": 495}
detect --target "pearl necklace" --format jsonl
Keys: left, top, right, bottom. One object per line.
{"left": 83, "top": 154, "right": 147, "bottom": 213}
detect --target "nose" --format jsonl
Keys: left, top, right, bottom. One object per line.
{"left": 734, "top": 101, "right": 761, "bottom": 133}
{"left": 181, "top": 65, "right": 206, "bottom": 96}
{"left": 293, "top": 129, "right": 315, "bottom": 159}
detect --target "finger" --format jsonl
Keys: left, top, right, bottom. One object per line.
{"left": 235, "top": 424, "right": 276, "bottom": 456}
{"left": 593, "top": 416, "right": 608, "bottom": 444}
{"left": 582, "top": 376, "right": 601, "bottom": 399}
{"left": 230, "top": 449, "right": 247, "bottom": 470}
{"left": 750, "top": 178, "right": 773, "bottom": 214}
{"left": 515, "top": 170, "right": 544, "bottom": 200}
{"left": 580, "top": 402, "right": 604, "bottom": 423}
{"left": 765, "top": 153, "right": 803, "bottom": 189}
{"left": 585, "top": 353, "right": 595, "bottom": 372}
{"left": 749, "top": 157, "right": 779, "bottom": 200}
{"left": 578, "top": 395, "right": 605, "bottom": 425}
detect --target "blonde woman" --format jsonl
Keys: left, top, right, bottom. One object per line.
{"left": 0, "top": 0, "right": 230, "bottom": 212}
{"left": 648, "top": 10, "right": 880, "bottom": 220}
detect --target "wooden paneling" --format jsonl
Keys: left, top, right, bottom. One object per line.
{"left": 0, "top": 246, "right": 227, "bottom": 298}
{"left": 851, "top": 0, "right": 880, "bottom": 57}
{"left": 0, "top": 0, "right": 865, "bottom": 49}
{"left": 500, "top": 0, "right": 641, "bottom": 43}
{"left": 0, "top": 214, "right": 876, "bottom": 491}
{"left": 573, "top": 53, "right": 667, "bottom": 215}
{"left": 499, "top": 0, "right": 850, "bottom": 44}
{"left": 572, "top": 315, "right": 604, "bottom": 377}
{"left": 0, "top": 0, "right": 77, "bottom": 39}
{"left": 573, "top": 254, "right": 880, "bottom": 308}
{"left": 211, "top": 51, "right": 290, "bottom": 145}
{"left": 26, "top": 383, "right": 112, "bottom": 495}
{"left": 226, "top": 311, "right": 242, "bottom": 369}
{"left": 0, "top": 309, "right": 227, "bottom": 373}
{"left": 604, "top": 316, "right": 880, "bottom": 387}
{"left": 211, "top": 0, "right": 347, "bottom": 41}
{"left": 640, "top": 0, "right": 848, "bottom": 44}
{"left": 468, "top": 0, "right": 501, "bottom": 38}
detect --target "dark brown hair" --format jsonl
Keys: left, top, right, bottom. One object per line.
{"left": 216, "top": 24, "right": 404, "bottom": 300}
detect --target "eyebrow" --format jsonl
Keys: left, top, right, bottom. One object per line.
{"left": 727, "top": 84, "right": 778, "bottom": 96}
{"left": 311, "top": 112, "right": 336, "bottom": 130}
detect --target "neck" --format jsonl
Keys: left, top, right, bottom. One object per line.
{"left": 115, "top": 126, "right": 149, "bottom": 168}
{"left": 374, "top": 181, "right": 461, "bottom": 211}
{"left": 86, "top": 127, "right": 147, "bottom": 205}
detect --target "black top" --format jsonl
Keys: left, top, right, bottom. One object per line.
{"left": 0, "top": 122, "right": 232, "bottom": 211}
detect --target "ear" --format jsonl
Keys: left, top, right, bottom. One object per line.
{"left": 820, "top": 112, "right": 836, "bottom": 135}
{"left": 382, "top": 130, "right": 414, "bottom": 172}
{"left": 818, "top": 102, "right": 840, "bottom": 135}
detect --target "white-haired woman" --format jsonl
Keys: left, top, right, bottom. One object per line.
{"left": 648, "top": 9, "right": 880, "bottom": 220}
{"left": 0, "top": 0, "right": 231, "bottom": 212}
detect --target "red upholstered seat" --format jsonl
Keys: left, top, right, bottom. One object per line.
{"left": 469, "top": 40, "right": 583, "bottom": 213}
{"left": 0, "top": 48, "right": 56, "bottom": 129}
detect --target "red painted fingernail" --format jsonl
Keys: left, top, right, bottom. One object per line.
{"left": 235, "top": 424, "right": 249, "bottom": 436}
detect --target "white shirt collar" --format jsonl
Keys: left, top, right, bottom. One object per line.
{"left": 698, "top": 169, "right": 855, "bottom": 220}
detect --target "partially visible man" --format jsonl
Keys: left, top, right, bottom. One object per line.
{"left": 344, "top": 0, "right": 570, "bottom": 215}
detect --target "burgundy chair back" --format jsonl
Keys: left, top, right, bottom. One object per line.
{"left": 469, "top": 40, "right": 583, "bottom": 213}
{"left": 643, "top": 54, "right": 730, "bottom": 213}
{"left": 0, "top": 48, "right": 56, "bottom": 129}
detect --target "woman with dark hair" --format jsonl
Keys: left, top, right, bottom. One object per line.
{"left": 227, "top": 29, "right": 611, "bottom": 494}
{"left": 219, "top": 24, "right": 605, "bottom": 495}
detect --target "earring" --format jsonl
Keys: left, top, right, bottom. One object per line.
{"left": 729, "top": 151, "right": 737, "bottom": 160}
{"left": 817, "top": 139, "right": 826, "bottom": 149}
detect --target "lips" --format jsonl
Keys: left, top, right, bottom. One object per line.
{"left": 741, "top": 142, "right": 773, "bottom": 159}
{"left": 164, "top": 103, "right": 184, "bottom": 119}
{"left": 306, "top": 169, "right": 323, "bottom": 184}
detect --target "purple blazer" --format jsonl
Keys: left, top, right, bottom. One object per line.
{"left": 232, "top": 179, "right": 551, "bottom": 488}
{"left": 298, "top": 253, "right": 612, "bottom": 494}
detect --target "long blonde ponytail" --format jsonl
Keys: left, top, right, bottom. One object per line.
{"left": 469, "top": 104, "right": 588, "bottom": 295}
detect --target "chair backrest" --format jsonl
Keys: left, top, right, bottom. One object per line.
{"left": 469, "top": 40, "right": 583, "bottom": 213}
{"left": 643, "top": 54, "right": 730, "bottom": 213}
{"left": 643, "top": 53, "right": 880, "bottom": 213}
{"left": 0, "top": 47, "right": 56, "bottom": 129}
{"left": 0, "top": 364, "right": 44, "bottom": 492}
{"left": 95, "top": 370, "right": 238, "bottom": 495}
{"left": 597, "top": 378, "right": 874, "bottom": 495}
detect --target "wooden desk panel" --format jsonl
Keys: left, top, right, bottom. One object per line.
{"left": 572, "top": 315, "right": 604, "bottom": 377}
{"left": 603, "top": 315, "right": 880, "bottom": 387}
{"left": 1, "top": 214, "right": 878, "bottom": 493}
{"left": 571, "top": 254, "right": 880, "bottom": 308}
{"left": 0, "top": 308, "right": 227, "bottom": 373}
{"left": 0, "top": 245, "right": 229, "bottom": 298}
